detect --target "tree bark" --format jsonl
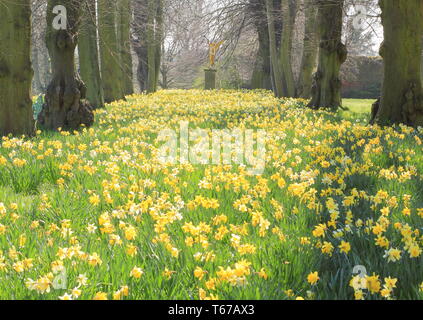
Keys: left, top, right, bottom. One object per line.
{"left": 421, "top": 35, "right": 423, "bottom": 85}
{"left": 31, "top": 0, "right": 48, "bottom": 95}
{"left": 146, "top": 0, "right": 157, "bottom": 93}
{"left": 297, "top": 0, "right": 319, "bottom": 98}
{"left": 79, "top": 0, "right": 105, "bottom": 109}
{"left": 118, "top": 0, "right": 134, "bottom": 95}
{"left": 372, "top": 0, "right": 423, "bottom": 126}
{"left": 266, "top": 0, "right": 284, "bottom": 97}
{"left": 154, "top": 0, "right": 164, "bottom": 93}
{"left": 38, "top": 0, "right": 94, "bottom": 131}
{"left": 132, "top": 0, "right": 162, "bottom": 93}
{"left": 250, "top": 0, "right": 272, "bottom": 90}
{"left": 133, "top": 0, "right": 149, "bottom": 92}
{"left": 0, "top": 0, "right": 35, "bottom": 136}
{"left": 98, "top": 0, "right": 125, "bottom": 102}
{"left": 308, "top": 0, "right": 347, "bottom": 111}
{"left": 280, "top": 0, "right": 296, "bottom": 97}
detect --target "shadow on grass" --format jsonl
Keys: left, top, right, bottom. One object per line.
{"left": 0, "top": 159, "right": 59, "bottom": 195}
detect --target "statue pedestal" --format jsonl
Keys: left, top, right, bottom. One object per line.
{"left": 204, "top": 69, "right": 217, "bottom": 90}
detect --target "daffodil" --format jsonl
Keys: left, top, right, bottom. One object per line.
{"left": 307, "top": 272, "right": 320, "bottom": 285}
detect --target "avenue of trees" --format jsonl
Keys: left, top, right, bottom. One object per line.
{"left": 0, "top": 0, "right": 422, "bottom": 136}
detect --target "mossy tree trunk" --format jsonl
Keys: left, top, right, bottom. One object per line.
{"left": 372, "top": 0, "right": 423, "bottom": 126}
{"left": 308, "top": 0, "right": 347, "bottom": 111}
{"left": 0, "top": 0, "right": 35, "bottom": 137}
{"left": 280, "top": 0, "right": 296, "bottom": 97}
{"left": 264, "top": 0, "right": 297, "bottom": 97}
{"left": 37, "top": 0, "right": 94, "bottom": 131}
{"left": 420, "top": 36, "right": 423, "bottom": 85}
{"left": 79, "top": 0, "right": 105, "bottom": 109}
{"left": 297, "top": 0, "right": 318, "bottom": 98}
{"left": 98, "top": 0, "right": 125, "bottom": 103}
{"left": 133, "top": 0, "right": 149, "bottom": 92}
{"left": 265, "top": 0, "right": 284, "bottom": 97}
{"left": 118, "top": 0, "right": 134, "bottom": 95}
{"left": 250, "top": 0, "right": 272, "bottom": 90}
{"left": 251, "top": 29, "right": 272, "bottom": 90}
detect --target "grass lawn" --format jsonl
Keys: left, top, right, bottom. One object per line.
{"left": 343, "top": 99, "right": 375, "bottom": 114}
{"left": 341, "top": 98, "right": 375, "bottom": 122}
{"left": 0, "top": 91, "right": 421, "bottom": 300}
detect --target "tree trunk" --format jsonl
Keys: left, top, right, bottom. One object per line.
{"left": 160, "top": 61, "right": 169, "bottom": 89}
{"left": 98, "top": 0, "right": 125, "bottom": 102}
{"left": 133, "top": 0, "right": 162, "bottom": 94}
{"left": 280, "top": 0, "right": 296, "bottom": 97}
{"left": 133, "top": 0, "right": 149, "bottom": 92}
{"left": 0, "top": 0, "right": 35, "bottom": 136}
{"left": 266, "top": 0, "right": 284, "bottom": 97}
{"left": 30, "top": 0, "right": 47, "bottom": 95}
{"left": 308, "top": 0, "right": 347, "bottom": 111}
{"left": 297, "top": 0, "right": 319, "bottom": 98}
{"left": 146, "top": 0, "right": 157, "bottom": 93}
{"left": 250, "top": 0, "right": 272, "bottom": 90}
{"left": 118, "top": 0, "right": 134, "bottom": 95}
{"left": 421, "top": 35, "right": 423, "bottom": 85}
{"left": 372, "top": 0, "right": 423, "bottom": 126}
{"left": 38, "top": 0, "right": 94, "bottom": 131}
{"left": 79, "top": 0, "right": 105, "bottom": 109}
{"left": 251, "top": 31, "right": 272, "bottom": 90}
{"left": 154, "top": 0, "right": 164, "bottom": 92}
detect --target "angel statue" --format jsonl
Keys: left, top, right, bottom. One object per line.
{"left": 208, "top": 40, "right": 224, "bottom": 68}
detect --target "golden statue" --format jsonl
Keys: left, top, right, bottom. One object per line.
{"left": 209, "top": 41, "right": 224, "bottom": 68}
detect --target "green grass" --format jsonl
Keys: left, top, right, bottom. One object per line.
{"left": 343, "top": 99, "right": 375, "bottom": 114}
{"left": 341, "top": 98, "right": 375, "bottom": 122}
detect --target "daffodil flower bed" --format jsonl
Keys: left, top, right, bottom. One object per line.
{"left": 0, "top": 90, "right": 422, "bottom": 300}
